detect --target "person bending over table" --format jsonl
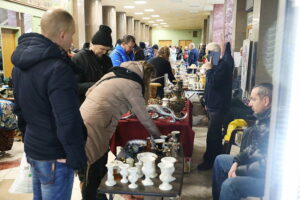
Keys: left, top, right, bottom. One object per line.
{"left": 80, "top": 61, "right": 161, "bottom": 200}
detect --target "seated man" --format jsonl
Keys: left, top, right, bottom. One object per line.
{"left": 212, "top": 83, "right": 273, "bottom": 200}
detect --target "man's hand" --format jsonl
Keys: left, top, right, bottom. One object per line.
{"left": 228, "top": 162, "right": 238, "bottom": 178}
{"left": 203, "top": 58, "right": 212, "bottom": 70}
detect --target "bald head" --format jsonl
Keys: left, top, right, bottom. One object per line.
{"left": 41, "top": 8, "right": 75, "bottom": 51}
{"left": 41, "top": 8, "right": 74, "bottom": 39}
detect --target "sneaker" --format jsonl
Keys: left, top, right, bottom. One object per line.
{"left": 197, "top": 161, "right": 213, "bottom": 171}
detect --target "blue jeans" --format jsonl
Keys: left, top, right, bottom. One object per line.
{"left": 27, "top": 157, "right": 74, "bottom": 200}
{"left": 212, "top": 154, "right": 264, "bottom": 200}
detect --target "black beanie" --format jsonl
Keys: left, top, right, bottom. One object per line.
{"left": 91, "top": 25, "right": 112, "bottom": 47}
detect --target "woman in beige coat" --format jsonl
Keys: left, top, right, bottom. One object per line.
{"left": 79, "top": 61, "right": 161, "bottom": 200}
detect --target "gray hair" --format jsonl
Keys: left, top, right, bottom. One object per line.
{"left": 189, "top": 43, "right": 195, "bottom": 48}
{"left": 206, "top": 42, "right": 221, "bottom": 53}
{"left": 253, "top": 83, "right": 273, "bottom": 103}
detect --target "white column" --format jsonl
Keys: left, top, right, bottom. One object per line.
{"left": 134, "top": 20, "right": 141, "bottom": 43}
{"left": 84, "top": 0, "right": 102, "bottom": 43}
{"left": 126, "top": 16, "right": 134, "bottom": 35}
{"left": 73, "top": 0, "right": 86, "bottom": 48}
{"left": 116, "top": 12, "right": 127, "bottom": 40}
{"left": 102, "top": 6, "right": 117, "bottom": 46}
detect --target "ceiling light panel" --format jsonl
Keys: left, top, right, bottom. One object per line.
{"left": 143, "top": 17, "right": 150, "bottom": 19}
{"left": 124, "top": 5, "right": 135, "bottom": 9}
{"left": 134, "top": 1, "right": 147, "bottom": 4}
{"left": 151, "top": 15, "right": 160, "bottom": 17}
{"left": 135, "top": 12, "right": 144, "bottom": 15}
{"left": 145, "top": 9, "right": 154, "bottom": 12}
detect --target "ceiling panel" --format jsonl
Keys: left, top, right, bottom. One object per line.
{"left": 101, "top": 0, "right": 224, "bottom": 29}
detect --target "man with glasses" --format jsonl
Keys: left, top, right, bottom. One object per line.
{"left": 72, "top": 25, "right": 113, "bottom": 104}
{"left": 110, "top": 34, "right": 135, "bottom": 66}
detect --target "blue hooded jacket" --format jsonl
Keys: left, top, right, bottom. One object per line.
{"left": 109, "top": 44, "right": 134, "bottom": 66}
{"left": 11, "top": 33, "right": 87, "bottom": 169}
{"left": 204, "top": 42, "right": 234, "bottom": 112}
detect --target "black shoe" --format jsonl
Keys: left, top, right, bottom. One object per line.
{"left": 197, "top": 161, "right": 213, "bottom": 171}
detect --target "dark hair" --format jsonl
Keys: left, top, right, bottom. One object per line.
{"left": 115, "top": 39, "right": 122, "bottom": 47}
{"left": 121, "top": 35, "right": 135, "bottom": 44}
{"left": 253, "top": 83, "right": 273, "bottom": 103}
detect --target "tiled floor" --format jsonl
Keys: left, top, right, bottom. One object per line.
{"left": 0, "top": 126, "right": 212, "bottom": 200}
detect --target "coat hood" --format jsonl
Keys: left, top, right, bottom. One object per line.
{"left": 120, "top": 61, "right": 144, "bottom": 79}
{"left": 11, "top": 33, "right": 69, "bottom": 70}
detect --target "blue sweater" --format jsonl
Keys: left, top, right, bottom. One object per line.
{"left": 188, "top": 48, "right": 199, "bottom": 66}
{"left": 109, "top": 44, "right": 134, "bottom": 66}
{"left": 11, "top": 33, "right": 87, "bottom": 169}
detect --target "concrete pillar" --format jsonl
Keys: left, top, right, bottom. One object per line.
{"left": 116, "top": 12, "right": 126, "bottom": 40}
{"left": 141, "top": 23, "right": 146, "bottom": 42}
{"left": 224, "top": 0, "right": 234, "bottom": 47}
{"left": 145, "top": 25, "right": 149, "bottom": 43}
{"left": 134, "top": 20, "right": 141, "bottom": 43}
{"left": 232, "top": 0, "right": 247, "bottom": 51}
{"left": 84, "top": 0, "right": 102, "bottom": 44}
{"left": 255, "top": 0, "right": 278, "bottom": 84}
{"left": 202, "top": 19, "right": 208, "bottom": 44}
{"left": 149, "top": 27, "right": 153, "bottom": 45}
{"left": 73, "top": 0, "right": 86, "bottom": 48}
{"left": 208, "top": 15, "right": 214, "bottom": 43}
{"left": 126, "top": 16, "right": 134, "bottom": 35}
{"left": 102, "top": 6, "right": 117, "bottom": 46}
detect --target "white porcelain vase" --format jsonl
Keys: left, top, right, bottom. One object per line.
{"left": 119, "top": 163, "right": 129, "bottom": 184}
{"left": 128, "top": 167, "right": 139, "bottom": 189}
{"left": 161, "top": 157, "right": 177, "bottom": 182}
{"left": 158, "top": 162, "right": 173, "bottom": 191}
{"left": 105, "top": 162, "right": 116, "bottom": 187}
{"left": 140, "top": 156, "right": 155, "bottom": 186}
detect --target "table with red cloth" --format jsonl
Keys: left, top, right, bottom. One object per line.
{"left": 109, "top": 101, "right": 195, "bottom": 159}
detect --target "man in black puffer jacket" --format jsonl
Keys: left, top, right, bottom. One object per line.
{"left": 72, "top": 25, "right": 113, "bottom": 105}
{"left": 212, "top": 83, "right": 273, "bottom": 200}
{"left": 12, "top": 9, "right": 86, "bottom": 200}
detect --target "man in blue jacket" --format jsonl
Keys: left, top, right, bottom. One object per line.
{"left": 212, "top": 83, "right": 272, "bottom": 200}
{"left": 198, "top": 42, "right": 234, "bottom": 170}
{"left": 187, "top": 42, "right": 199, "bottom": 73}
{"left": 110, "top": 35, "right": 135, "bottom": 66}
{"left": 11, "top": 9, "right": 87, "bottom": 200}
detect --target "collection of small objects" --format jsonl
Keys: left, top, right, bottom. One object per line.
{"left": 105, "top": 131, "right": 181, "bottom": 191}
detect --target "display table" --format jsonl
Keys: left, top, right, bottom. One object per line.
{"left": 110, "top": 101, "right": 195, "bottom": 159}
{"left": 184, "top": 89, "right": 205, "bottom": 99}
{"left": 99, "top": 148, "right": 184, "bottom": 200}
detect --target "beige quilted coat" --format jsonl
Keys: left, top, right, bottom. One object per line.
{"left": 80, "top": 62, "right": 161, "bottom": 165}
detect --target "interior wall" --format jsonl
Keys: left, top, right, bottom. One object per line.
{"left": 152, "top": 28, "right": 202, "bottom": 48}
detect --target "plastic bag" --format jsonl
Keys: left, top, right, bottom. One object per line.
{"left": 9, "top": 153, "right": 32, "bottom": 193}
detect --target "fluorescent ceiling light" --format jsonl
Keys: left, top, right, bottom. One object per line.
{"left": 151, "top": 15, "right": 160, "bottom": 17}
{"left": 124, "top": 5, "right": 135, "bottom": 9}
{"left": 156, "top": 19, "right": 164, "bottom": 22}
{"left": 134, "top": 1, "right": 146, "bottom": 4}
{"left": 143, "top": 17, "right": 150, "bottom": 20}
{"left": 145, "top": 9, "right": 154, "bottom": 12}
{"left": 135, "top": 12, "right": 144, "bottom": 15}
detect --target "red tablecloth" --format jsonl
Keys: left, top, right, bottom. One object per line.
{"left": 110, "top": 101, "right": 195, "bottom": 157}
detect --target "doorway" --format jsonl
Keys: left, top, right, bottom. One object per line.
{"left": 1, "top": 28, "right": 19, "bottom": 78}
{"left": 179, "top": 40, "right": 192, "bottom": 48}
{"left": 159, "top": 40, "right": 172, "bottom": 47}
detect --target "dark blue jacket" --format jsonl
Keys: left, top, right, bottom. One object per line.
{"left": 188, "top": 48, "right": 199, "bottom": 66}
{"left": 109, "top": 44, "right": 134, "bottom": 67}
{"left": 11, "top": 33, "right": 87, "bottom": 169}
{"left": 204, "top": 42, "right": 234, "bottom": 112}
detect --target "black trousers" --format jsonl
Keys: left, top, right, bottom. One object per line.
{"left": 79, "top": 152, "right": 108, "bottom": 200}
{"left": 203, "top": 111, "right": 226, "bottom": 164}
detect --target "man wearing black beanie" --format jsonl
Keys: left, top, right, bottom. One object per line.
{"left": 72, "top": 25, "right": 113, "bottom": 105}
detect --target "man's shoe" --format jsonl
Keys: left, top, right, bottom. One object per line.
{"left": 197, "top": 161, "right": 213, "bottom": 171}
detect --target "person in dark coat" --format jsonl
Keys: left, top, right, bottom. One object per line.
{"left": 11, "top": 9, "right": 86, "bottom": 200}
{"left": 198, "top": 42, "right": 234, "bottom": 170}
{"left": 212, "top": 83, "right": 272, "bottom": 200}
{"left": 148, "top": 46, "right": 175, "bottom": 98}
{"left": 72, "top": 25, "right": 113, "bottom": 104}
{"left": 134, "top": 42, "right": 146, "bottom": 61}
